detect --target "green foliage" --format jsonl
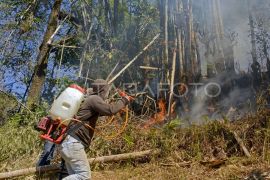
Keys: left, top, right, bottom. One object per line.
{"left": 0, "top": 98, "right": 47, "bottom": 165}
{"left": 163, "top": 118, "right": 182, "bottom": 132}
{"left": 0, "top": 121, "right": 40, "bottom": 162}
{"left": 0, "top": 92, "right": 18, "bottom": 125}
{"left": 0, "top": 108, "right": 47, "bottom": 168}
{"left": 43, "top": 76, "right": 78, "bottom": 103}
{"left": 123, "top": 134, "right": 135, "bottom": 147}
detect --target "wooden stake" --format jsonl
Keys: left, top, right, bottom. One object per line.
{"left": 232, "top": 131, "right": 251, "bottom": 157}
{"left": 167, "top": 39, "right": 178, "bottom": 119}
{"left": 0, "top": 149, "right": 160, "bottom": 179}
{"left": 47, "top": 16, "right": 68, "bottom": 45}
{"left": 139, "top": 66, "right": 159, "bottom": 70}
{"left": 50, "top": 44, "right": 82, "bottom": 49}
{"left": 106, "top": 61, "right": 120, "bottom": 81}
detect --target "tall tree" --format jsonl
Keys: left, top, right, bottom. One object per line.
{"left": 248, "top": 0, "right": 258, "bottom": 63}
{"left": 176, "top": 0, "right": 184, "bottom": 77}
{"left": 183, "top": 0, "right": 194, "bottom": 80}
{"left": 113, "top": 0, "right": 119, "bottom": 34}
{"left": 27, "top": 0, "right": 63, "bottom": 107}
{"left": 164, "top": 0, "right": 169, "bottom": 83}
{"left": 211, "top": 0, "right": 225, "bottom": 73}
{"left": 104, "top": 0, "right": 113, "bottom": 33}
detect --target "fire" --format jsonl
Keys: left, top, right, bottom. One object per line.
{"left": 143, "top": 98, "right": 167, "bottom": 129}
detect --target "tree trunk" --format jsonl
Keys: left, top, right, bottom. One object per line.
{"left": 168, "top": 39, "right": 177, "bottom": 118}
{"left": 104, "top": 0, "right": 113, "bottom": 32}
{"left": 181, "top": 29, "right": 186, "bottom": 76}
{"left": 26, "top": 0, "right": 63, "bottom": 107}
{"left": 189, "top": 0, "right": 196, "bottom": 78}
{"left": 164, "top": 0, "right": 169, "bottom": 83}
{"left": 211, "top": 0, "right": 225, "bottom": 73}
{"left": 204, "top": 0, "right": 215, "bottom": 77}
{"left": 248, "top": 0, "right": 257, "bottom": 63}
{"left": 158, "top": 0, "right": 165, "bottom": 85}
{"left": 216, "top": 0, "right": 224, "bottom": 38}
{"left": 263, "top": 40, "right": 269, "bottom": 61}
{"left": 194, "top": 32, "right": 201, "bottom": 78}
{"left": 176, "top": 0, "right": 184, "bottom": 77}
{"left": 177, "top": 29, "right": 184, "bottom": 77}
{"left": 113, "top": 0, "right": 119, "bottom": 35}
{"left": 183, "top": 0, "right": 193, "bottom": 81}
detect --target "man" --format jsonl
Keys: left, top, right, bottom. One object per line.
{"left": 58, "top": 79, "right": 131, "bottom": 179}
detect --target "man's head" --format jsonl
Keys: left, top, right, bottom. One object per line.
{"left": 91, "top": 79, "right": 110, "bottom": 99}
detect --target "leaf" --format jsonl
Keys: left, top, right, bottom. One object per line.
{"left": 123, "top": 134, "right": 134, "bottom": 146}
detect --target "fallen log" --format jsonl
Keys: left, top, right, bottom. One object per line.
{"left": 0, "top": 164, "right": 60, "bottom": 180}
{"left": 0, "top": 149, "right": 160, "bottom": 179}
{"left": 200, "top": 158, "right": 227, "bottom": 168}
{"left": 89, "top": 149, "right": 160, "bottom": 164}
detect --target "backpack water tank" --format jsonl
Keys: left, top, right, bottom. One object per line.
{"left": 49, "top": 84, "right": 85, "bottom": 125}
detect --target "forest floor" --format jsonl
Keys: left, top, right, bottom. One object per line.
{"left": 91, "top": 159, "right": 270, "bottom": 180}
{"left": 20, "top": 155, "right": 268, "bottom": 180}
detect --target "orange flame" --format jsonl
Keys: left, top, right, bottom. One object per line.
{"left": 143, "top": 98, "right": 167, "bottom": 129}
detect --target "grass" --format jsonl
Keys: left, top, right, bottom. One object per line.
{"left": 0, "top": 106, "right": 270, "bottom": 179}
{"left": 91, "top": 156, "right": 270, "bottom": 180}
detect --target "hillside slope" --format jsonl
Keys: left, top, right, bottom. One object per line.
{"left": 0, "top": 109, "right": 270, "bottom": 179}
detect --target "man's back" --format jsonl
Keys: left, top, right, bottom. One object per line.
{"left": 70, "top": 94, "right": 127, "bottom": 147}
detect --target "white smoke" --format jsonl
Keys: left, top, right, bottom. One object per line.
{"left": 181, "top": 72, "right": 255, "bottom": 125}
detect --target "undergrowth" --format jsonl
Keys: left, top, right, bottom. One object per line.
{"left": 0, "top": 105, "right": 270, "bottom": 178}
{"left": 0, "top": 105, "right": 48, "bottom": 171}
{"left": 0, "top": 92, "right": 17, "bottom": 125}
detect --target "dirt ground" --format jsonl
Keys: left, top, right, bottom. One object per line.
{"left": 92, "top": 159, "right": 270, "bottom": 180}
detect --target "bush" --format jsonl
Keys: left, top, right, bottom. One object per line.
{"left": 0, "top": 104, "right": 48, "bottom": 170}
{"left": 0, "top": 92, "right": 18, "bottom": 125}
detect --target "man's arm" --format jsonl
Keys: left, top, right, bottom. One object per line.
{"left": 90, "top": 95, "right": 128, "bottom": 116}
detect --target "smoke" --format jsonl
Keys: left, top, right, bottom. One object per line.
{"left": 180, "top": 72, "right": 255, "bottom": 125}
{"left": 220, "top": 0, "right": 270, "bottom": 71}
{"left": 220, "top": 0, "right": 251, "bottom": 71}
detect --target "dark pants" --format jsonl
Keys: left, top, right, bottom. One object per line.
{"left": 37, "top": 140, "right": 69, "bottom": 179}
{"left": 37, "top": 140, "right": 56, "bottom": 166}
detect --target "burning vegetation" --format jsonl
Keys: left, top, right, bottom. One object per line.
{"left": 143, "top": 98, "right": 167, "bottom": 129}
{"left": 1, "top": 0, "right": 270, "bottom": 179}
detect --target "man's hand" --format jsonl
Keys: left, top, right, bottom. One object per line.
{"left": 118, "top": 89, "right": 134, "bottom": 102}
